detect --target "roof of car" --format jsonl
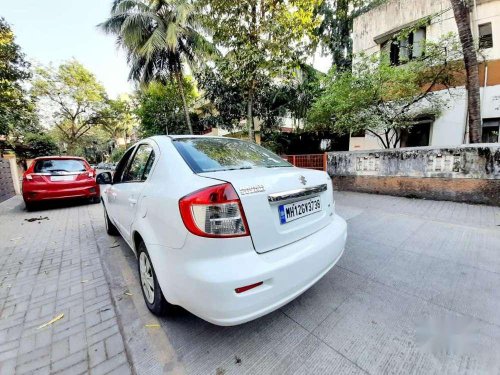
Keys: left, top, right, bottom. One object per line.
{"left": 168, "top": 135, "right": 228, "bottom": 139}
{"left": 149, "top": 135, "right": 241, "bottom": 142}
{"left": 33, "top": 156, "right": 87, "bottom": 161}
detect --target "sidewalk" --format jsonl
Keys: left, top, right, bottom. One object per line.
{"left": 0, "top": 197, "right": 131, "bottom": 374}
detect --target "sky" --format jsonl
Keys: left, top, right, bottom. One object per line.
{"left": 0, "top": 0, "right": 331, "bottom": 98}
{"left": 0, "top": 0, "right": 134, "bottom": 97}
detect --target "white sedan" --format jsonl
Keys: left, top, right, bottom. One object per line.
{"left": 96, "top": 136, "right": 347, "bottom": 326}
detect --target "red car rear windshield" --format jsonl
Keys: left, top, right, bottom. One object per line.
{"left": 34, "top": 159, "right": 86, "bottom": 173}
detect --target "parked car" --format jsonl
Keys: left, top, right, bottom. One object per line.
{"left": 22, "top": 156, "right": 100, "bottom": 210}
{"left": 97, "top": 136, "right": 347, "bottom": 326}
{"left": 97, "top": 162, "right": 117, "bottom": 171}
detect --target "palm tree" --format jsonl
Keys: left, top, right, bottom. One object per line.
{"left": 100, "top": 0, "right": 214, "bottom": 134}
{"left": 450, "top": 0, "right": 481, "bottom": 143}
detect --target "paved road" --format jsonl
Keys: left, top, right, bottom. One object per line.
{"left": 1, "top": 192, "right": 499, "bottom": 374}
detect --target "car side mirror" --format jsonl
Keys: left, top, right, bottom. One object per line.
{"left": 96, "top": 171, "right": 112, "bottom": 185}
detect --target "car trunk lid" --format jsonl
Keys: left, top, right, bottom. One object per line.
{"left": 199, "top": 167, "right": 334, "bottom": 253}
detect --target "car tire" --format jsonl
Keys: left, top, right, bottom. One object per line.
{"left": 25, "top": 201, "right": 36, "bottom": 211}
{"left": 103, "top": 205, "right": 119, "bottom": 236}
{"left": 137, "top": 241, "right": 171, "bottom": 316}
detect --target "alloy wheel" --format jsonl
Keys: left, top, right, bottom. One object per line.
{"left": 139, "top": 252, "right": 155, "bottom": 304}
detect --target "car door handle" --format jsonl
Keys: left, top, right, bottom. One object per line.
{"left": 128, "top": 197, "right": 138, "bottom": 205}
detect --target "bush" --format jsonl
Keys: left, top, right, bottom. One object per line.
{"left": 15, "top": 133, "right": 59, "bottom": 159}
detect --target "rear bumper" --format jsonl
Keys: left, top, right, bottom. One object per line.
{"left": 150, "top": 214, "right": 347, "bottom": 326}
{"left": 23, "top": 184, "right": 100, "bottom": 202}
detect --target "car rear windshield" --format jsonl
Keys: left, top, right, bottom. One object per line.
{"left": 172, "top": 138, "right": 292, "bottom": 173}
{"left": 34, "top": 159, "right": 87, "bottom": 173}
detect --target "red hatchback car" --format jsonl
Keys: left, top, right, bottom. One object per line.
{"left": 22, "top": 156, "right": 100, "bottom": 210}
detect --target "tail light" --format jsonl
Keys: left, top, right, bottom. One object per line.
{"left": 24, "top": 174, "right": 43, "bottom": 182}
{"left": 179, "top": 183, "right": 250, "bottom": 238}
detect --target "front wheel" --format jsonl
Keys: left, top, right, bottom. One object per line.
{"left": 138, "top": 242, "right": 171, "bottom": 316}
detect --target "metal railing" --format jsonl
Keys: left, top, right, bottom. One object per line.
{"left": 283, "top": 153, "right": 327, "bottom": 171}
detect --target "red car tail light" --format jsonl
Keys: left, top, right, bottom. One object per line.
{"left": 179, "top": 183, "right": 250, "bottom": 238}
{"left": 23, "top": 174, "right": 44, "bottom": 182}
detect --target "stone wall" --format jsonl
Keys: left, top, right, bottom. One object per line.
{"left": 328, "top": 145, "right": 500, "bottom": 205}
{"left": 0, "top": 158, "right": 16, "bottom": 203}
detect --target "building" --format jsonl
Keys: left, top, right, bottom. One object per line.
{"left": 350, "top": 0, "right": 500, "bottom": 150}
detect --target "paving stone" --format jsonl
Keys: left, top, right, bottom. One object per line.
{"left": 0, "top": 197, "right": 130, "bottom": 374}
{"left": 3, "top": 188, "right": 499, "bottom": 375}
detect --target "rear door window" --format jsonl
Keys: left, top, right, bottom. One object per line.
{"left": 113, "top": 147, "right": 136, "bottom": 184}
{"left": 34, "top": 159, "right": 86, "bottom": 174}
{"left": 122, "top": 144, "right": 155, "bottom": 182}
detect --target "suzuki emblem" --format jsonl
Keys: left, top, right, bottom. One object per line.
{"left": 299, "top": 176, "right": 307, "bottom": 185}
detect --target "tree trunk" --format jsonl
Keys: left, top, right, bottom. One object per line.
{"left": 175, "top": 72, "right": 193, "bottom": 135}
{"left": 246, "top": 94, "right": 255, "bottom": 142}
{"left": 450, "top": 0, "right": 482, "bottom": 143}
{"left": 335, "top": 0, "right": 352, "bottom": 71}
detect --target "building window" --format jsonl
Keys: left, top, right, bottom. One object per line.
{"left": 482, "top": 118, "right": 499, "bottom": 143}
{"left": 382, "top": 27, "right": 426, "bottom": 65}
{"left": 351, "top": 129, "right": 366, "bottom": 137}
{"left": 400, "top": 119, "right": 432, "bottom": 147}
{"left": 479, "top": 23, "right": 493, "bottom": 49}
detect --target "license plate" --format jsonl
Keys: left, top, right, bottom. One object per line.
{"left": 278, "top": 197, "right": 322, "bottom": 224}
{"left": 50, "top": 175, "right": 75, "bottom": 182}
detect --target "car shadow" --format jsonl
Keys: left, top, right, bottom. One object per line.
{"left": 25, "top": 198, "right": 100, "bottom": 212}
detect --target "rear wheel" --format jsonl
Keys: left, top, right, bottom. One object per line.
{"left": 25, "top": 201, "right": 36, "bottom": 211}
{"left": 137, "top": 242, "right": 170, "bottom": 316}
{"left": 103, "top": 205, "right": 119, "bottom": 235}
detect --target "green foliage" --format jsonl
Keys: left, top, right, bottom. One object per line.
{"left": 100, "top": 97, "right": 137, "bottom": 140}
{"left": 308, "top": 34, "right": 464, "bottom": 148}
{"left": 0, "top": 18, "right": 39, "bottom": 139}
{"left": 110, "top": 146, "right": 127, "bottom": 163}
{"left": 135, "top": 79, "right": 200, "bottom": 137}
{"left": 279, "top": 64, "right": 324, "bottom": 124}
{"left": 201, "top": 0, "right": 321, "bottom": 140}
{"left": 100, "top": 0, "right": 215, "bottom": 134}
{"left": 197, "top": 58, "right": 323, "bottom": 136}
{"left": 32, "top": 60, "right": 109, "bottom": 154}
{"left": 315, "top": 0, "right": 387, "bottom": 70}
{"left": 15, "top": 133, "right": 59, "bottom": 160}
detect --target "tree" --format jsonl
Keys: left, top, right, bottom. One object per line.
{"left": 14, "top": 133, "right": 59, "bottom": 168}
{"left": 0, "top": 18, "right": 39, "bottom": 141}
{"left": 449, "top": 0, "right": 481, "bottom": 143}
{"left": 308, "top": 34, "right": 464, "bottom": 148}
{"left": 315, "top": 0, "right": 386, "bottom": 71}
{"left": 100, "top": 0, "right": 214, "bottom": 135}
{"left": 109, "top": 145, "right": 127, "bottom": 163}
{"left": 279, "top": 64, "right": 324, "bottom": 127}
{"left": 197, "top": 61, "right": 321, "bottom": 137}
{"left": 100, "top": 96, "right": 137, "bottom": 141}
{"left": 32, "top": 60, "right": 109, "bottom": 154}
{"left": 135, "top": 79, "right": 200, "bottom": 137}
{"left": 202, "top": 0, "right": 321, "bottom": 141}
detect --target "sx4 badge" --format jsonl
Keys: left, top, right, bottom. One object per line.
{"left": 239, "top": 185, "right": 265, "bottom": 195}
